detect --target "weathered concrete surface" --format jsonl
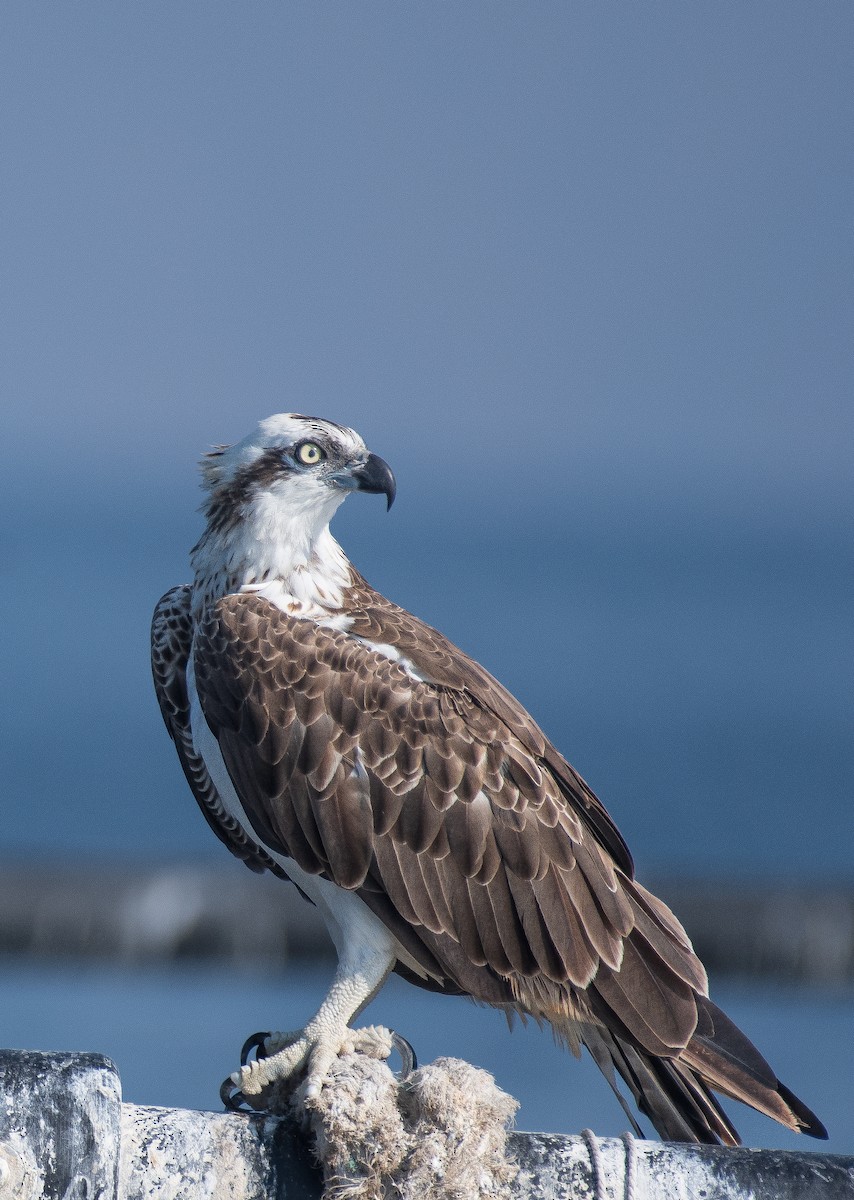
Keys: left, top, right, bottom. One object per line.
{"left": 513, "top": 1131, "right": 854, "bottom": 1200}
{"left": 1, "top": 1050, "right": 853, "bottom": 1199}
{"left": 115, "top": 1107, "right": 854, "bottom": 1200}
{"left": 120, "top": 1106, "right": 321, "bottom": 1200}
{"left": 0, "top": 1048, "right": 121, "bottom": 1200}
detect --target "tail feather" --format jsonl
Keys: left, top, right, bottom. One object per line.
{"left": 682, "top": 997, "right": 827, "bottom": 1140}
{"left": 581, "top": 1022, "right": 739, "bottom": 1145}
{"left": 776, "top": 1080, "right": 828, "bottom": 1141}
{"left": 579, "top": 994, "right": 827, "bottom": 1145}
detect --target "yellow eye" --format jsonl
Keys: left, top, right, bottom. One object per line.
{"left": 296, "top": 441, "right": 325, "bottom": 466}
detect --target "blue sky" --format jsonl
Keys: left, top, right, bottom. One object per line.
{"left": 2, "top": 3, "right": 850, "bottom": 516}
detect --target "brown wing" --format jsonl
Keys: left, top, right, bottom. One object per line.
{"left": 344, "top": 569, "right": 635, "bottom": 877}
{"left": 191, "top": 588, "right": 828, "bottom": 1146}
{"left": 150, "top": 585, "right": 285, "bottom": 878}
{"left": 191, "top": 592, "right": 705, "bottom": 1032}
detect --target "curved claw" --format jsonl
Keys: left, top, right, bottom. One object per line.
{"left": 221, "top": 1074, "right": 255, "bottom": 1113}
{"left": 240, "top": 1030, "right": 272, "bottom": 1066}
{"left": 390, "top": 1030, "right": 417, "bottom": 1078}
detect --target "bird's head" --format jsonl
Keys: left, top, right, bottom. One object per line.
{"left": 191, "top": 414, "right": 396, "bottom": 609}
{"left": 200, "top": 413, "right": 395, "bottom": 537}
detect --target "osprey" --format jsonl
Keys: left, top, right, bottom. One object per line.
{"left": 152, "top": 413, "right": 825, "bottom": 1145}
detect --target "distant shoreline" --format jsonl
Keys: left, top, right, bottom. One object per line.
{"left": 0, "top": 859, "right": 851, "bottom": 983}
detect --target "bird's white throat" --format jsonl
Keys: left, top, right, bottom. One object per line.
{"left": 190, "top": 487, "right": 353, "bottom": 621}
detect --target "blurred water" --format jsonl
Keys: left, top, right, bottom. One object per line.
{"left": 1, "top": 490, "right": 850, "bottom": 879}
{"left": 0, "top": 960, "right": 851, "bottom": 1154}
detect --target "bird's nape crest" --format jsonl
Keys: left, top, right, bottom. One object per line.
{"left": 199, "top": 445, "right": 229, "bottom": 491}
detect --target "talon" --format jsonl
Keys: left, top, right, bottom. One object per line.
{"left": 225, "top": 1022, "right": 409, "bottom": 1112}
{"left": 221, "top": 1074, "right": 254, "bottom": 1112}
{"left": 390, "top": 1030, "right": 418, "bottom": 1077}
{"left": 241, "top": 1030, "right": 272, "bottom": 1066}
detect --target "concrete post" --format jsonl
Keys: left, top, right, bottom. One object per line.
{"left": 0, "top": 1049, "right": 121, "bottom": 1200}
{"left": 1, "top": 1050, "right": 852, "bottom": 1199}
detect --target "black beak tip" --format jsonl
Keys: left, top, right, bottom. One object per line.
{"left": 355, "top": 453, "right": 396, "bottom": 511}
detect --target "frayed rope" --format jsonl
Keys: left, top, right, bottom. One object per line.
{"left": 298, "top": 1049, "right": 519, "bottom": 1200}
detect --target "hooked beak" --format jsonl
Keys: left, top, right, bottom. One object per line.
{"left": 348, "top": 453, "right": 396, "bottom": 510}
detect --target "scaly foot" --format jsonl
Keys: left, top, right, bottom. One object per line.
{"left": 221, "top": 1023, "right": 415, "bottom": 1113}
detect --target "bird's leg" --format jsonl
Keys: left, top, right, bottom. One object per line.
{"left": 230, "top": 941, "right": 397, "bottom": 1107}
